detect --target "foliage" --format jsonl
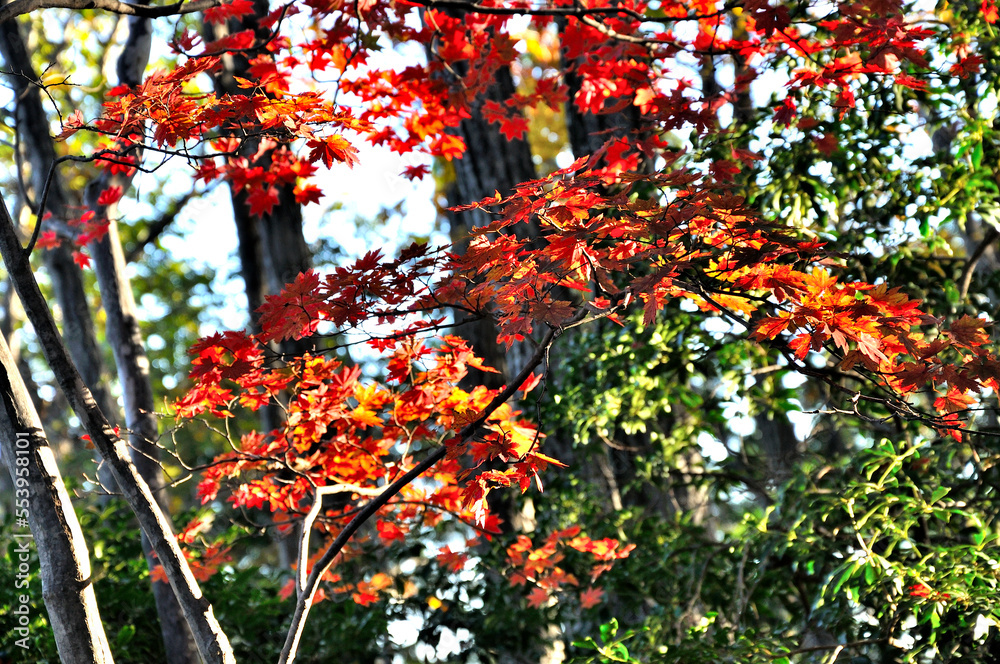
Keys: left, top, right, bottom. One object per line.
{"left": 4, "top": 0, "right": 1000, "bottom": 660}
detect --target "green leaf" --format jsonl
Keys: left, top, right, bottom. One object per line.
{"left": 830, "top": 560, "right": 861, "bottom": 595}
{"left": 929, "top": 486, "right": 949, "bottom": 503}
{"left": 864, "top": 561, "right": 876, "bottom": 585}
{"left": 607, "top": 643, "right": 630, "bottom": 661}
{"left": 601, "top": 619, "right": 619, "bottom": 643}
{"left": 116, "top": 624, "right": 135, "bottom": 646}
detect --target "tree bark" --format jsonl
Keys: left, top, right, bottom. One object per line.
{"left": 443, "top": 66, "right": 539, "bottom": 386}
{"left": 4, "top": 11, "right": 197, "bottom": 653}
{"left": 204, "top": 0, "right": 314, "bottom": 333}
{"left": 0, "top": 332, "right": 114, "bottom": 664}
{"left": 204, "top": 1, "right": 316, "bottom": 569}
{"left": 1, "top": 6, "right": 205, "bottom": 661}
{"left": 73, "top": 5, "right": 202, "bottom": 660}
{"left": 84, "top": 190, "right": 202, "bottom": 664}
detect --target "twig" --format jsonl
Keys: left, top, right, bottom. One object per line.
{"left": 959, "top": 225, "right": 999, "bottom": 300}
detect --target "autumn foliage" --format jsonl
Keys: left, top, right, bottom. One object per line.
{"left": 59, "top": 0, "right": 987, "bottom": 612}
{"left": 8, "top": 0, "right": 1000, "bottom": 657}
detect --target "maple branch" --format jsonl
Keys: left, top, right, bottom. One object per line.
{"left": 405, "top": 0, "right": 736, "bottom": 23}
{"left": 0, "top": 196, "right": 237, "bottom": 664}
{"left": 24, "top": 155, "right": 57, "bottom": 257}
{"left": 294, "top": 483, "right": 384, "bottom": 593}
{"left": 279, "top": 320, "right": 567, "bottom": 664}
{"left": 0, "top": 0, "right": 223, "bottom": 24}
{"left": 764, "top": 638, "right": 885, "bottom": 660}
{"left": 410, "top": 0, "right": 646, "bottom": 21}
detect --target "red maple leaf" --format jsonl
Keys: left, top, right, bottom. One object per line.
{"left": 246, "top": 186, "right": 280, "bottom": 217}
{"left": 35, "top": 231, "right": 61, "bottom": 251}
{"left": 307, "top": 136, "right": 360, "bottom": 169}
{"left": 72, "top": 251, "right": 91, "bottom": 268}
{"left": 754, "top": 316, "right": 791, "bottom": 340}
{"left": 773, "top": 97, "right": 797, "bottom": 126}
{"left": 293, "top": 183, "right": 324, "bottom": 206}
{"left": 402, "top": 164, "right": 430, "bottom": 180}
{"left": 526, "top": 587, "right": 550, "bottom": 609}
{"left": 204, "top": 0, "right": 255, "bottom": 24}
{"left": 97, "top": 185, "right": 123, "bottom": 206}
{"left": 946, "top": 315, "right": 989, "bottom": 347}
{"left": 814, "top": 132, "right": 838, "bottom": 156}
{"left": 579, "top": 587, "right": 605, "bottom": 609}
{"left": 984, "top": 0, "right": 999, "bottom": 23}
{"left": 376, "top": 520, "right": 408, "bottom": 544}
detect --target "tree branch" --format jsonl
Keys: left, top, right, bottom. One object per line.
{"left": 407, "top": 0, "right": 736, "bottom": 23}
{"left": 278, "top": 320, "right": 567, "bottom": 664}
{"left": 959, "top": 224, "right": 999, "bottom": 300}
{"left": 0, "top": 0, "right": 223, "bottom": 24}
{"left": 125, "top": 188, "right": 203, "bottom": 263}
{"left": 0, "top": 334, "right": 115, "bottom": 664}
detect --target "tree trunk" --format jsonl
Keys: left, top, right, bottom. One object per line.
{"left": 83, "top": 184, "right": 201, "bottom": 664}
{"left": 81, "top": 8, "right": 201, "bottom": 661}
{"left": 0, "top": 195, "right": 237, "bottom": 664}
{"left": 4, "top": 10, "right": 198, "bottom": 659}
{"left": 204, "top": 0, "right": 314, "bottom": 331}
{"left": 204, "top": 1, "right": 316, "bottom": 569}
{"left": 0, "top": 333, "right": 114, "bottom": 664}
{"left": 0, "top": 18, "right": 122, "bottom": 498}
{"left": 3, "top": 12, "right": 196, "bottom": 655}
{"left": 443, "top": 66, "right": 539, "bottom": 386}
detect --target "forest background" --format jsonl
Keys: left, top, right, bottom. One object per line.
{"left": 2, "top": 0, "right": 1000, "bottom": 662}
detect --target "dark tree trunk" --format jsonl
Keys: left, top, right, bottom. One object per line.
{"left": 205, "top": 1, "right": 316, "bottom": 569}
{"left": 3, "top": 13, "right": 200, "bottom": 661}
{"left": 86, "top": 8, "right": 201, "bottom": 662}
{"left": 443, "top": 66, "right": 539, "bottom": 387}
{"left": 84, "top": 191, "right": 201, "bottom": 664}
{"left": 0, "top": 195, "right": 237, "bottom": 664}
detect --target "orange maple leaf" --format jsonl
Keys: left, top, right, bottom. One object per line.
{"left": 579, "top": 587, "right": 605, "bottom": 609}
{"left": 526, "top": 587, "right": 550, "bottom": 609}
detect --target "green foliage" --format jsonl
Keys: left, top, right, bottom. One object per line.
{"left": 571, "top": 620, "right": 643, "bottom": 663}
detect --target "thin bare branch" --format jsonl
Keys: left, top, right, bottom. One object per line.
{"left": 0, "top": 0, "right": 224, "bottom": 24}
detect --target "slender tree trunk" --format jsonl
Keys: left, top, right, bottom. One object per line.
{"left": 0, "top": 334, "right": 114, "bottom": 664}
{"left": 426, "top": 41, "right": 549, "bottom": 659}
{"left": 4, "top": 10, "right": 198, "bottom": 660}
{"left": 83, "top": 184, "right": 201, "bottom": 664}
{"left": 81, "top": 8, "right": 201, "bottom": 662}
{"left": 443, "top": 65, "right": 539, "bottom": 386}
{"left": 0, "top": 18, "right": 122, "bottom": 497}
{"left": 204, "top": 0, "right": 314, "bottom": 330}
